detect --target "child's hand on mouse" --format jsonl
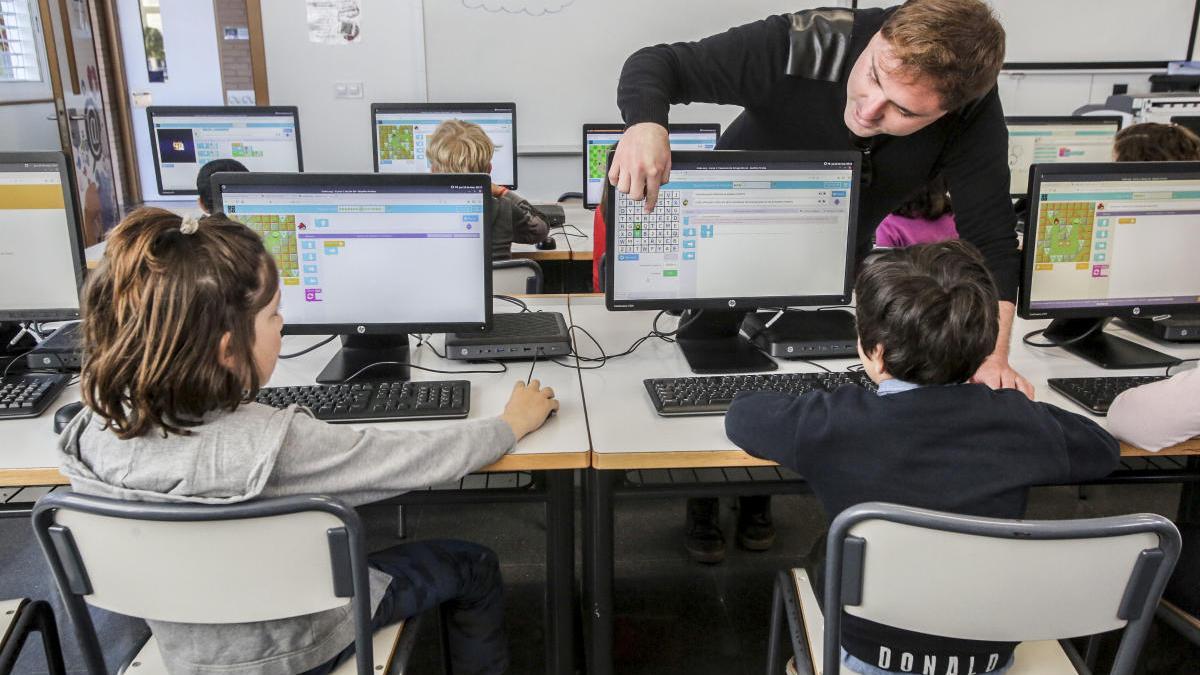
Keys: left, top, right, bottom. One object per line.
{"left": 501, "top": 379, "right": 559, "bottom": 440}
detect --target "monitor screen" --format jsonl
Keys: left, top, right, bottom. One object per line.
{"left": 0, "top": 153, "right": 84, "bottom": 321}
{"left": 583, "top": 124, "right": 721, "bottom": 209}
{"left": 147, "top": 107, "right": 302, "bottom": 195}
{"left": 373, "top": 103, "right": 517, "bottom": 189}
{"left": 1170, "top": 115, "right": 1200, "bottom": 138}
{"left": 607, "top": 151, "right": 859, "bottom": 310}
{"left": 216, "top": 174, "right": 491, "bottom": 334}
{"left": 1006, "top": 117, "right": 1121, "bottom": 196}
{"left": 1023, "top": 163, "right": 1200, "bottom": 318}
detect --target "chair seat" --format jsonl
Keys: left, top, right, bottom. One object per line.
{"left": 120, "top": 621, "right": 407, "bottom": 675}
{"left": 0, "top": 598, "right": 29, "bottom": 646}
{"left": 788, "top": 569, "right": 1078, "bottom": 675}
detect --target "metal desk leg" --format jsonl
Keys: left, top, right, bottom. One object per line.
{"left": 584, "top": 469, "right": 617, "bottom": 675}
{"left": 544, "top": 469, "right": 576, "bottom": 675}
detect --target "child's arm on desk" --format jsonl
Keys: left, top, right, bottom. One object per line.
{"left": 724, "top": 390, "right": 832, "bottom": 471}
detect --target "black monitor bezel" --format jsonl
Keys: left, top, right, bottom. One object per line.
{"left": 1018, "top": 160, "right": 1200, "bottom": 321}
{"left": 146, "top": 106, "right": 304, "bottom": 197}
{"left": 212, "top": 172, "right": 494, "bottom": 337}
{"left": 371, "top": 102, "right": 518, "bottom": 189}
{"left": 581, "top": 123, "right": 723, "bottom": 209}
{"left": 604, "top": 150, "right": 860, "bottom": 313}
{"left": 1170, "top": 115, "right": 1200, "bottom": 137}
{"left": 1005, "top": 116, "right": 1123, "bottom": 199}
{"left": 0, "top": 151, "right": 86, "bottom": 322}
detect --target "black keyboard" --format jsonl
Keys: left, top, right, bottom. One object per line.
{"left": 645, "top": 371, "right": 877, "bottom": 416}
{"left": 1047, "top": 376, "right": 1167, "bottom": 415}
{"left": 255, "top": 380, "right": 470, "bottom": 423}
{"left": 0, "top": 373, "right": 70, "bottom": 420}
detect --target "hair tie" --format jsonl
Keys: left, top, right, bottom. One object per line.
{"left": 180, "top": 215, "right": 200, "bottom": 235}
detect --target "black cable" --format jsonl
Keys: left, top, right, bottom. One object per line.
{"left": 1, "top": 349, "right": 34, "bottom": 378}
{"left": 1021, "top": 324, "right": 1104, "bottom": 349}
{"left": 343, "top": 359, "right": 508, "bottom": 383}
{"left": 493, "top": 294, "right": 531, "bottom": 313}
{"left": 278, "top": 335, "right": 336, "bottom": 360}
{"left": 796, "top": 359, "right": 833, "bottom": 373}
{"left": 414, "top": 334, "right": 447, "bottom": 359}
{"left": 526, "top": 349, "right": 539, "bottom": 384}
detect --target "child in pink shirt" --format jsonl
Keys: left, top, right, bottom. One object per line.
{"left": 874, "top": 175, "right": 958, "bottom": 248}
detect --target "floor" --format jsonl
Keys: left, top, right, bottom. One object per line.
{"left": 3, "top": 480, "right": 1198, "bottom": 674}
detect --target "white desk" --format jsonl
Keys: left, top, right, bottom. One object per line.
{"left": 511, "top": 201, "right": 595, "bottom": 262}
{"left": 567, "top": 294, "right": 1200, "bottom": 467}
{"left": 0, "top": 297, "right": 588, "bottom": 488}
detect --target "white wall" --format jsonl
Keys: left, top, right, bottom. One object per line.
{"left": 259, "top": 0, "right": 425, "bottom": 173}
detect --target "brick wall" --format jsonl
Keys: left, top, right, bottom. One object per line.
{"left": 213, "top": 0, "right": 253, "bottom": 99}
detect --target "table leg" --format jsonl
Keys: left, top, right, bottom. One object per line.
{"left": 544, "top": 469, "right": 576, "bottom": 675}
{"left": 584, "top": 469, "right": 617, "bottom": 675}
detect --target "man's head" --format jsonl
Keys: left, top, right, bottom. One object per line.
{"left": 195, "top": 158, "right": 249, "bottom": 214}
{"left": 427, "top": 119, "right": 494, "bottom": 175}
{"left": 855, "top": 240, "right": 998, "bottom": 386}
{"left": 844, "top": 0, "right": 1006, "bottom": 138}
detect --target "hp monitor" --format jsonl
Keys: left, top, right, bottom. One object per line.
{"left": 0, "top": 152, "right": 85, "bottom": 322}
{"left": 1019, "top": 161, "right": 1200, "bottom": 368}
{"left": 147, "top": 106, "right": 303, "bottom": 196}
{"left": 605, "top": 151, "right": 860, "bottom": 374}
{"left": 372, "top": 102, "right": 517, "bottom": 189}
{"left": 215, "top": 172, "right": 493, "bottom": 383}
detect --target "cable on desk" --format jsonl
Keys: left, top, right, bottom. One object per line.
{"left": 343, "top": 359, "right": 508, "bottom": 383}
{"left": 1167, "top": 357, "right": 1199, "bottom": 377}
{"left": 494, "top": 294, "right": 531, "bottom": 313}
{"left": 1021, "top": 323, "right": 1105, "bottom": 349}
{"left": 278, "top": 335, "right": 336, "bottom": 360}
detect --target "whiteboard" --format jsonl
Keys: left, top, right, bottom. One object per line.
{"left": 855, "top": 0, "right": 1197, "bottom": 66}
{"left": 423, "top": 1, "right": 851, "bottom": 151}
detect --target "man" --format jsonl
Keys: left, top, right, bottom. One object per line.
{"left": 609, "top": 0, "right": 1033, "bottom": 565}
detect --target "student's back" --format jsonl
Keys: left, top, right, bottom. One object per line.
{"left": 727, "top": 241, "right": 1119, "bottom": 675}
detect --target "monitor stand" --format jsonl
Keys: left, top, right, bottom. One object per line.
{"left": 316, "top": 334, "right": 412, "bottom": 384}
{"left": 675, "top": 310, "right": 777, "bottom": 374}
{"left": 1043, "top": 318, "right": 1180, "bottom": 370}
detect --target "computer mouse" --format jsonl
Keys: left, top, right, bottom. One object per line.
{"left": 53, "top": 401, "right": 84, "bottom": 435}
{"left": 536, "top": 237, "right": 557, "bottom": 250}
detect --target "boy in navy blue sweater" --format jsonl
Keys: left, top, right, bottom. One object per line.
{"left": 725, "top": 240, "right": 1119, "bottom": 675}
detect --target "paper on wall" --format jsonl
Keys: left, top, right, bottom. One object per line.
{"left": 306, "top": 0, "right": 362, "bottom": 44}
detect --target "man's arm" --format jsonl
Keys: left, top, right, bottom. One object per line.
{"left": 612, "top": 15, "right": 792, "bottom": 210}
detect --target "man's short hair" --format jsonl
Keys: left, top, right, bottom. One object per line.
{"left": 195, "top": 158, "right": 249, "bottom": 212}
{"left": 855, "top": 240, "right": 998, "bottom": 385}
{"left": 427, "top": 119, "right": 494, "bottom": 174}
{"left": 880, "top": 0, "right": 1006, "bottom": 111}
{"left": 1114, "top": 122, "right": 1200, "bottom": 162}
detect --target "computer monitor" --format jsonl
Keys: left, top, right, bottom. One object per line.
{"left": 214, "top": 172, "right": 493, "bottom": 383}
{"left": 1006, "top": 117, "right": 1122, "bottom": 197}
{"left": 582, "top": 123, "right": 721, "bottom": 209}
{"left": 1170, "top": 115, "right": 1200, "bottom": 138}
{"left": 605, "top": 151, "right": 860, "bottom": 374}
{"left": 0, "top": 152, "right": 85, "bottom": 322}
{"left": 1019, "top": 161, "right": 1200, "bottom": 369}
{"left": 372, "top": 103, "right": 517, "bottom": 189}
{"left": 146, "top": 106, "right": 303, "bottom": 196}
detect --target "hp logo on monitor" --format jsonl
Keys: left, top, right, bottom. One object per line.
{"left": 356, "top": 325, "right": 367, "bottom": 334}
{"left": 728, "top": 299, "right": 737, "bottom": 308}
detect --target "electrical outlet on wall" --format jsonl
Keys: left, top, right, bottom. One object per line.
{"left": 334, "top": 82, "right": 364, "bottom": 99}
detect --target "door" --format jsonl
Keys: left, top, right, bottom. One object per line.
{"left": 37, "top": 0, "right": 120, "bottom": 245}
{"left": 0, "top": 0, "right": 60, "bottom": 151}
{"left": 116, "top": 0, "right": 222, "bottom": 201}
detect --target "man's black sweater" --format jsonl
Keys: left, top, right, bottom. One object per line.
{"left": 725, "top": 383, "right": 1120, "bottom": 674}
{"left": 617, "top": 7, "right": 1021, "bottom": 301}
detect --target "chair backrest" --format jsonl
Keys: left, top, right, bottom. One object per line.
{"left": 823, "top": 502, "right": 1181, "bottom": 675}
{"left": 492, "top": 258, "right": 543, "bottom": 295}
{"left": 32, "top": 492, "right": 376, "bottom": 675}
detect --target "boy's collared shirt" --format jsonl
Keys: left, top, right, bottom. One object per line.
{"left": 874, "top": 378, "right": 921, "bottom": 396}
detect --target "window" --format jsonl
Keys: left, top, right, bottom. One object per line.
{"left": 0, "top": 0, "right": 41, "bottom": 82}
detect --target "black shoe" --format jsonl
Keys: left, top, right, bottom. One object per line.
{"left": 736, "top": 495, "right": 775, "bottom": 551}
{"left": 685, "top": 498, "right": 726, "bottom": 564}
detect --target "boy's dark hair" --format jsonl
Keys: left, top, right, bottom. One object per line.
{"left": 1113, "top": 122, "right": 1200, "bottom": 162}
{"left": 890, "top": 174, "right": 952, "bottom": 220}
{"left": 855, "top": 240, "right": 998, "bottom": 385}
{"left": 195, "top": 158, "right": 249, "bottom": 212}
{"left": 81, "top": 208, "right": 277, "bottom": 438}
